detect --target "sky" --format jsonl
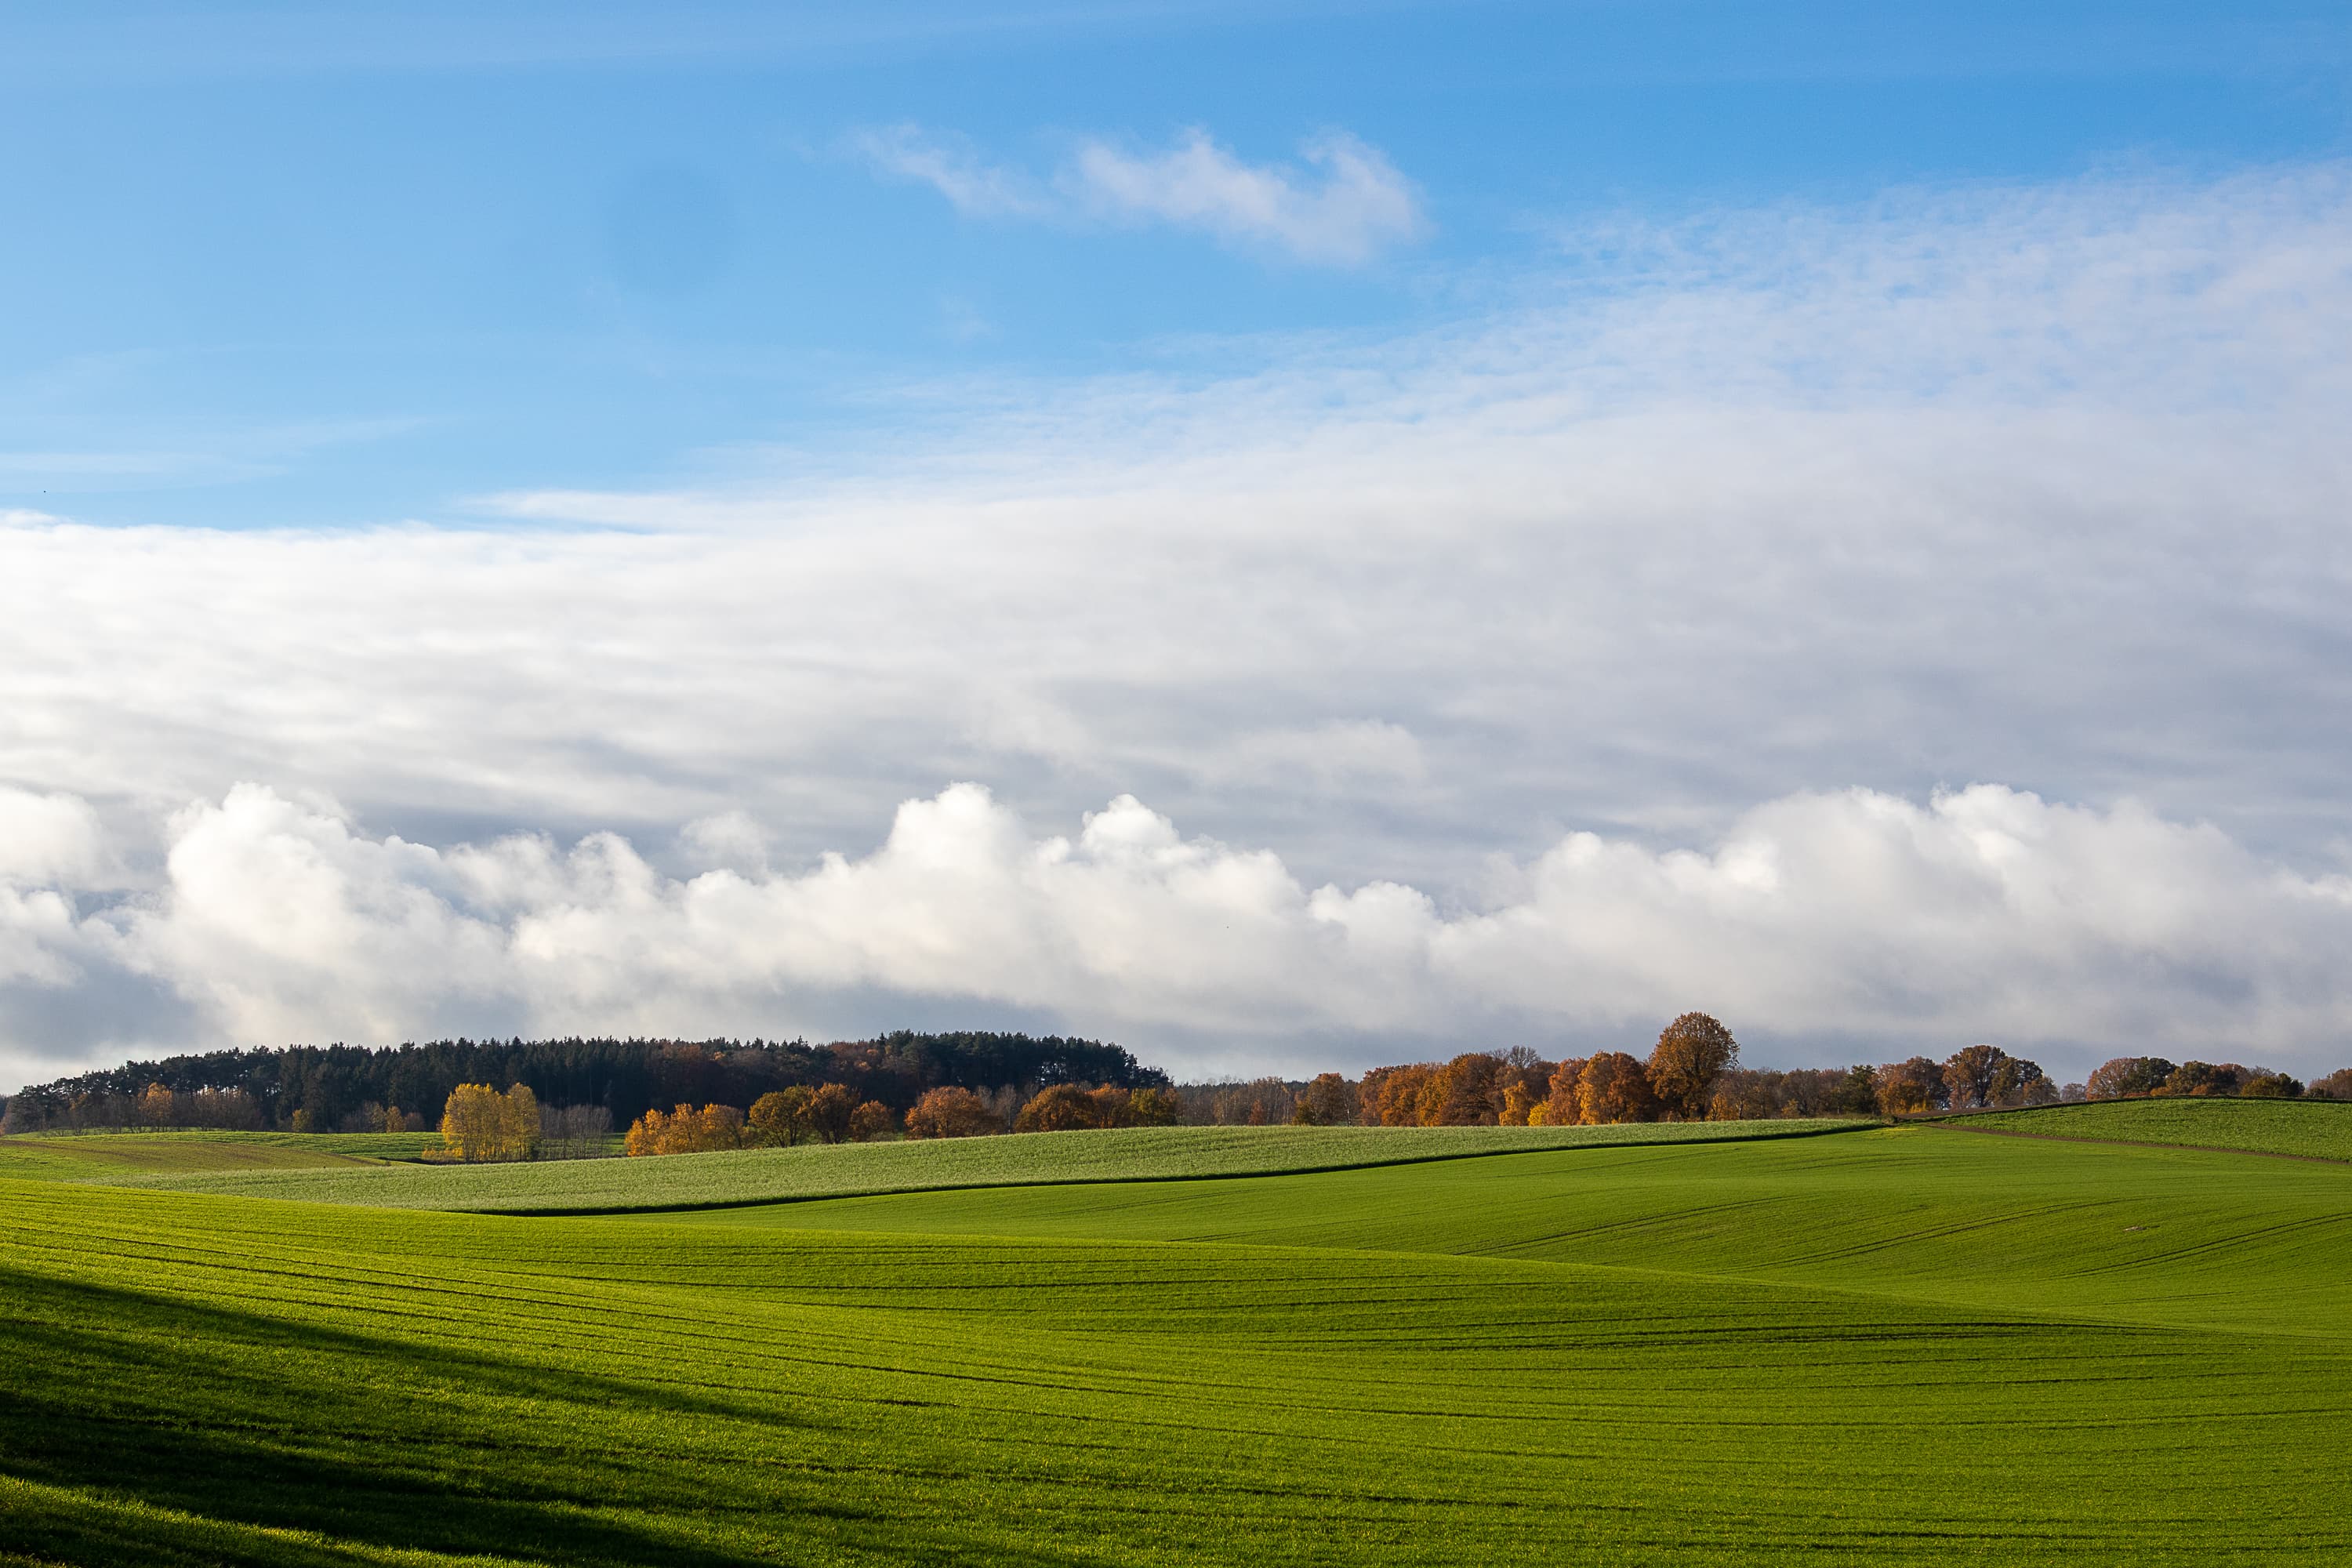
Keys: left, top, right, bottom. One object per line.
{"left": 3, "top": 1, "right": 2351, "bottom": 1090}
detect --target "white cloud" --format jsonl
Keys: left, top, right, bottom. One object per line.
{"left": 1065, "top": 129, "right": 1425, "bottom": 264}
{"left": 850, "top": 123, "right": 1426, "bottom": 264}
{"left": 848, "top": 122, "right": 1051, "bottom": 218}
{"left": 3, "top": 165, "right": 2351, "bottom": 1083}
{"left": 5, "top": 781, "right": 2350, "bottom": 1089}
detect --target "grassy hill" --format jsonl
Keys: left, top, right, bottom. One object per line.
{"left": 78, "top": 1118, "right": 1867, "bottom": 1212}
{"left": 1936, "top": 1094, "right": 2352, "bottom": 1160}
{"left": 0, "top": 1128, "right": 438, "bottom": 1181}
{"left": 3, "top": 1105, "right": 2346, "bottom": 1564}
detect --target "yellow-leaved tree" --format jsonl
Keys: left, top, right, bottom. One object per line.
{"left": 440, "top": 1083, "right": 541, "bottom": 1162}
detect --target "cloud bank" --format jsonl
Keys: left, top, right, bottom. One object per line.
{"left": 5, "top": 780, "right": 2350, "bottom": 1090}
{"left": 851, "top": 123, "right": 1426, "bottom": 263}
{"left": 4, "top": 165, "right": 2350, "bottom": 1084}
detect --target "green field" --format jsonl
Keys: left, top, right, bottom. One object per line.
{"left": 0, "top": 1128, "right": 439, "bottom": 1181}
{"left": 4, "top": 1109, "right": 2348, "bottom": 1564}
{"left": 84, "top": 1119, "right": 1864, "bottom": 1212}
{"left": 1943, "top": 1094, "right": 2352, "bottom": 1160}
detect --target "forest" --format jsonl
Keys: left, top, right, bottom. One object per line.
{"left": 0, "top": 1031, "right": 1165, "bottom": 1136}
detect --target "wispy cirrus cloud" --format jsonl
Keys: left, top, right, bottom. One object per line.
{"left": 850, "top": 123, "right": 1427, "bottom": 264}
{"left": 848, "top": 123, "right": 1054, "bottom": 219}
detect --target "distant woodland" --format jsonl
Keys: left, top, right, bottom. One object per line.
{"left": 5, "top": 1019, "right": 2344, "bottom": 1154}
{"left": 0, "top": 1032, "right": 1164, "bottom": 1137}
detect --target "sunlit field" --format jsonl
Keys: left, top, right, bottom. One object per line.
{"left": 0, "top": 1128, "right": 437, "bottom": 1181}
{"left": 1945, "top": 1094, "right": 2352, "bottom": 1160}
{"left": 53, "top": 1118, "right": 1860, "bottom": 1212}
{"left": 4, "top": 1108, "right": 2348, "bottom": 1565}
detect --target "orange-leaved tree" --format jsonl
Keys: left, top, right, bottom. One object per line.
{"left": 1533, "top": 1057, "right": 1589, "bottom": 1126}
{"left": 1576, "top": 1052, "right": 1657, "bottom": 1125}
{"left": 1358, "top": 1064, "right": 1436, "bottom": 1126}
{"left": 1418, "top": 1054, "right": 1504, "bottom": 1125}
{"left": 904, "top": 1086, "right": 999, "bottom": 1138}
{"left": 624, "top": 1102, "right": 744, "bottom": 1156}
{"left": 848, "top": 1100, "right": 896, "bottom": 1142}
{"left": 1646, "top": 1013, "right": 1737, "bottom": 1121}
{"left": 1872, "top": 1057, "right": 1946, "bottom": 1115}
{"left": 1014, "top": 1083, "right": 1105, "bottom": 1132}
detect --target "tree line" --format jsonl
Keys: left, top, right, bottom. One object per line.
{"left": 614, "top": 1081, "right": 1185, "bottom": 1157}
{"left": 10, "top": 1021, "right": 2347, "bottom": 1147}
{"left": 0, "top": 1031, "right": 1167, "bottom": 1135}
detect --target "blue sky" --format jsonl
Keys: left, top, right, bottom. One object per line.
{"left": 5, "top": 2, "right": 2347, "bottom": 528}
{"left": 4, "top": 3, "right": 2352, "bottom": 1086}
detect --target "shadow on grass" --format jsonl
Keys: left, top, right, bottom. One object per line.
{"left": 0, "top": 1266, "right": 911, "bottom": 1567}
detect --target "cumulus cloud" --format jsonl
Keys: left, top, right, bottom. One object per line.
{"left": 4, "top": 165, "right": 2351, "bottom": 1083}
{"left": 851, "top": 123, "right": 1425, "bottom": 263}
{"left": 4, "top": 781, "right": 2350, "bottom": 1089}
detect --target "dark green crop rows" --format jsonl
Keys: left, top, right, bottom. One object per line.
{"left": 3, "top": 1112, "right": 2348, "bottom": 1565}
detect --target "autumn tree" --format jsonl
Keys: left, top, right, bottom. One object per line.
{"left": 2240, "top": 1070, "right": 2303, "bottom": 1099}
{"left": 440, "top": 1083, "right": 540, "bottom": 1161}
{"left": 748, "top": 1087, "right": 813, "bottom": 1147}
{"left": 441, "top": 1083, "right": 504, "bottom": 1160}
{"left": 623, "top": 1102, "right": 744, "bottom": 1156}
{"left": 623, "top": 1105, "right": 670, "bottom": 1156}
{"left": 500, "top": 1083, "right": 540, "bottom": 1157}
{"left": 1646, "top": 1014, "right": 1738, "bottom": 1120}
{"left": 2158, "top": 1062, "right": 2245, "bottom": 1098}
{"left": 848, "top": 1100, "right": 895, "bottom": 1142}
{"left": 1290, "top": 1073, "right": 1359, "bottom": 1126}
{"left": 1417, "top": 1054, "right": 1504, "bottom": 1125}
{"left": 1577, "top": 1052, "right": 1657, "bottom": 1124}
{"left": 1873, "top": 1058, "right": 1947, "bottom": 1116}
{"left": 1534, "top": 1058, "right": 1589, "bottom": 1126}
{"left": 1359, "top": 1065, "right": 1436, "bottom": 1127}
{"left": 135, "top": 1083, "right": 178, "bottom": 1127}
{"left": 1127, "top": 1086, "right": 1181, "bottom": 1126}
{"left": 1707, "top": 1073, "right": 1780, "bottom": 1121}
{"left": 804, "top": 1083, "right": 860, "bottom": 1143}
{"left": 2085, "top": 1057, "right": 2175, "bottom": 1100}
{"left": 904, "top": 1086, "right": 999, "bottom": 1138}
{"left": 1087, "top": 1085, "right": 1140, "bottom": 1127}
{"left": 1984, "top": 1054, "right": 2056, "bottom": 1109}
{"left": 2306, "top": 1069, "right": 2352, "bottom": 1101}
{"left": 1942, "top": 1045, "right": 2016, "bottom": 1110}
{"left": 1014, "top": 1083, "right": 1104, "bottom": 1132}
